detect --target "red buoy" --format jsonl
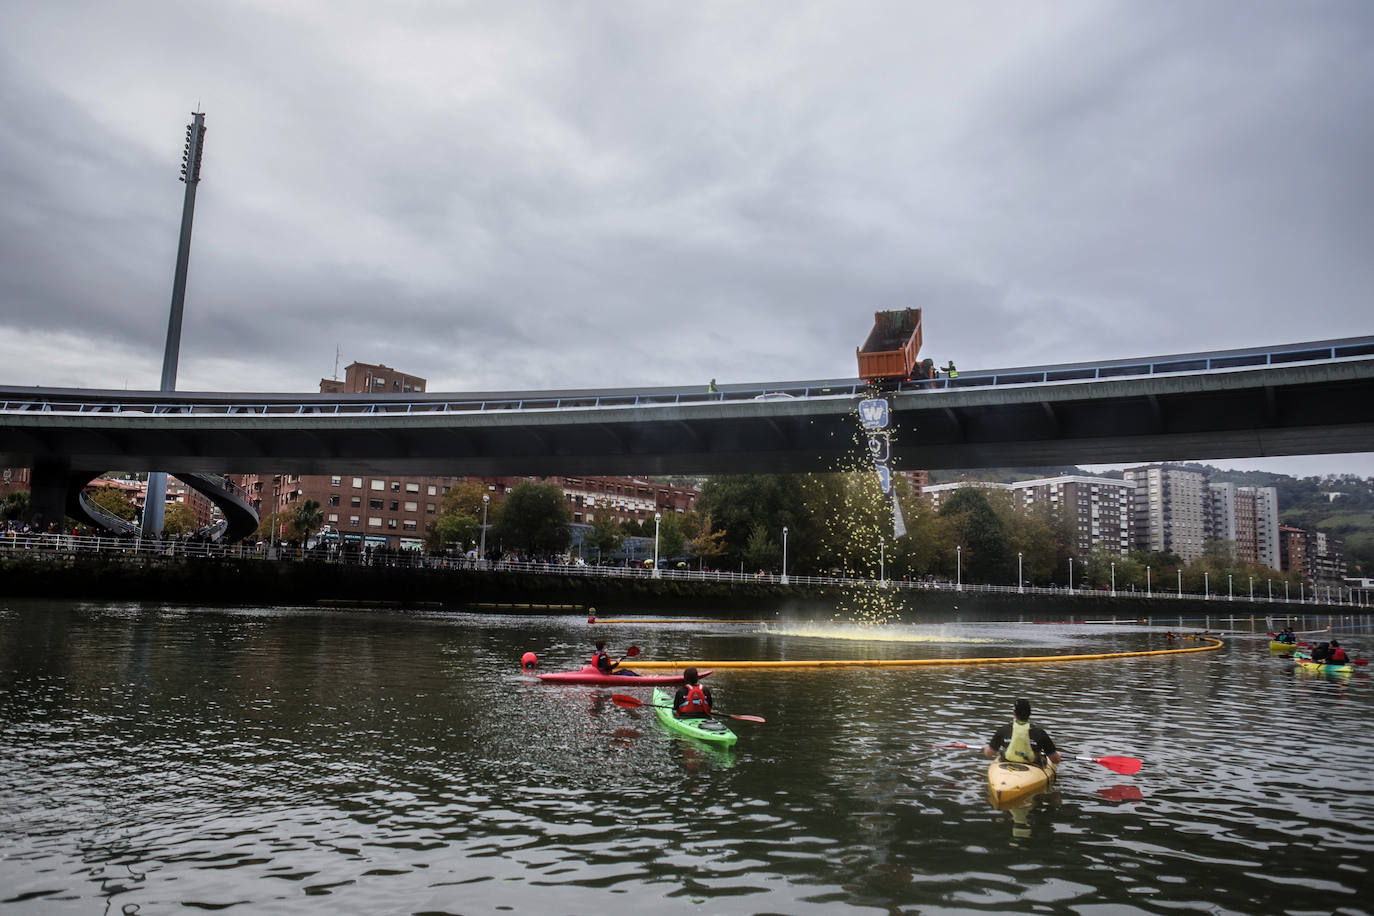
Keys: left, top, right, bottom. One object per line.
{"left": 521, "top": 651, "right": 538, "bottom": 670}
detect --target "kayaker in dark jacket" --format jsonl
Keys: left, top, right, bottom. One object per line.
{"left": 984, "top": 698, "right": 1062, "bottom": 766}
{"left": 1310, "top": 642, "right": 1330, "bottom": 663}
{"left": 592, "top": 641, "right": 639, "bottom": 676}
{"left": 671, "top": 667, "right": 713, "bottom": 718}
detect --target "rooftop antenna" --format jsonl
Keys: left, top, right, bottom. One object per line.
{"left": 334, "top": 344, "right": 341, "bottom": 381}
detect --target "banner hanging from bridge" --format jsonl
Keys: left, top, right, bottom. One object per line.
{"left": 859, "top": 397, "right": 906, "bottom": 539}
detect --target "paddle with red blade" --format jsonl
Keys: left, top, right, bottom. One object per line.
{"left": 932, "top": 743, "right": 1143, "bottom": 775}
{"left": 1076, "top": 755, "right": 1143, "bottom": 775}
{"left": 611, "top": 693, "right": 766, "bottom": 723}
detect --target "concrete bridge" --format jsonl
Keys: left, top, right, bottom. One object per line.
{"left": 3, "top": 336, "right": 1373, "bottom": 530}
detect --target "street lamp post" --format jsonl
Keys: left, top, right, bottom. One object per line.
{"left": 1017, "top": 552, "right": 1023, "bottom": 594}
{"left": 956, "top": 545, "right": 962, "bottom": 591}
{"left": 1068, "top": 556, "right": 1073, "bottom": 591}
{"left": 479, "top": 494, "right": 489, "bottom": 567}
{"left": 781, "top": 526, "right": 789, "bottom": 585}
{"left": 653, "top": 512, "right": 662, "bottom": 579}
{"left": 879, "top": 537, "right": 886, "bottom": 587}
{"left": 1110, "top": 561, "right": 1116, "bottom": 597}
{"left": 1249, "top": 576, "right": 1254, "bottom": 601}
{"left": 1147, "top": 566, "right": 1151, "bottom": 598}
{"left": 1228, "top": 573, "right": 1233, "bottom": 601}
{"left": 1177, "top": 568, "right": 1182, "bottom": 598}
{"left": 1204, "top": 571, "right": 1210, "bottom": 600}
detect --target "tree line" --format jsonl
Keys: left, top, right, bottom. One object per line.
{"left": 412, "top": 473, "right": 1304, "bottom": 590}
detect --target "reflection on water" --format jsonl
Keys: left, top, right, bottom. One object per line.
{"left": 1, "top": 600, "right": 1371, "bottom": 914}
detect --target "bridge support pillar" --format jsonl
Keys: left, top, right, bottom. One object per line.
{"left": 28, "top": 457, "right": 70, "bottom": 533}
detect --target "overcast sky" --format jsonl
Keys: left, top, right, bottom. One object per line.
{"left": 1, "top": 1, "right": 1370, "bottom": 478}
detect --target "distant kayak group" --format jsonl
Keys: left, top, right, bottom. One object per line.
{"left": 1267, "top": 629, "right": 1363, "bottom": 676}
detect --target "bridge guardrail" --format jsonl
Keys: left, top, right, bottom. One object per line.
{"left": 3, "top": 337, "right": 1372, "bottom": 418}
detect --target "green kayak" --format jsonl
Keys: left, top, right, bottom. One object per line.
{"left": 1295, "top": 658, "right": 1354, "bottom": 676}
{"left": 652, "top": 687, "right": 737, "bottom": 747}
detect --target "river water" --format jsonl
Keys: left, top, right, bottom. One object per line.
{"left": 1, "top": 599, "right": 1370, "bottom": 915}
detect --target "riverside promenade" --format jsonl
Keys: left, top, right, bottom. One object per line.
{"left": 2, "top": 532, "right": 1366, "bottom": 625}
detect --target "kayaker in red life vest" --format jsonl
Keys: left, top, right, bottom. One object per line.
{"left": 984, "top": 698, "right": 1062, "bottom": 766}
{"left": 1328, "top": 641, "right": 1349, "bottom": 665}
{"left": 592, "top": 641, "right": 639, "bottom": 676}
{"left": 672, "top": 667, "right": 713, "bottom": 718}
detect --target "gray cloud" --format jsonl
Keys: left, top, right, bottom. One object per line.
{"left": 0, "top": 0, "right": 1370, "bottom": 476}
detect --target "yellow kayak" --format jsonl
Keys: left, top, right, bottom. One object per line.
{"left": 987, "top": 756, "right": 1057, "bottom": 807}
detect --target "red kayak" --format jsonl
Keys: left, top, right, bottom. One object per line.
{"left": 537, "top": 666, "right": 711, "bottom": 686}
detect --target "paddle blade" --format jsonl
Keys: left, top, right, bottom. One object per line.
{"left": 933, "top": 742, "right": 971, "bottom": 749}
{"left": 610, "top": 694, "right": 644, "bottom": 709}
{"left": 1097, "top": 785, "right": 1144, "bottom": 802}
{"left": 1082, "top": 755, "right": 1142, "bottom": 775}
{"left": 727, "top": 714, "right": 766, "bottom": 724}
{"left": 624, "top": 645, "right": 640, "bottom": 658}
{"left": 1354, "top": 658, "right": 1368, "bottom": 666}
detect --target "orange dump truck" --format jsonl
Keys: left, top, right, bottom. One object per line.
{"left": 856, "top": 308, "right": 924, "bottom": 384}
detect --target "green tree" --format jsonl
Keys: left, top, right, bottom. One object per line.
{"left": 255, "top": 511, "right": 285, "bottom": 544}
{"left": 938, "top": 487, "right": 1010, "bottom": 584}
{"left": 656, "top": 512, "right": 686, "bottom": 561}
{"left": 426, "top": 512, "right": 481, "bottom": 552}
{"left": 88, "top": 485, "right": 137, "bottom": 521}
{"left": 288, "top": 499, "right": 325, "bottom": 544}
{"left": 491, "top": 481, "right": 571, "bottom": 556}
{"left": 1, "top": 490, "right": 29, "bottom": 522}
{"left": 163, "top": 502, "right": 197, "bottom": 536}
{"left": 584, "top": 514, "right": 623, "bottom": 563}
{"left": 742, "top": 522, "right": 780, "bottom": 573}
{"left": 697, "top": 473, "right": 822, "bottom": 574}
{"left": 681, "top": 510, "right": 728, "bottom": 570}
{"left": 437, "top": 480, "right": 491, "bottom": 519}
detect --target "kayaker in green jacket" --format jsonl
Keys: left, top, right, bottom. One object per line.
{"left": 984, "top": 698, "right": 1061, "bottom": 766}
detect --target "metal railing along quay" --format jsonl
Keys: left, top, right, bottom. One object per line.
{"left": 2, "top": 532, "right": 1368, "bottom": 610}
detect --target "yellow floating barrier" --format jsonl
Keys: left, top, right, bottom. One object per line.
{"left": 589, "top": 618, "right": 767, "bottom": 624}
{"left": 627, "top": 638, "right": 1223, "bottom": 669}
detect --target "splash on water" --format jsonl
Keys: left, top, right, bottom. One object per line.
{"left": 760, "top": 622, "right": 995, "bottom": 645}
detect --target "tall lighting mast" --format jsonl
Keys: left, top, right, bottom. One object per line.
{"left": 143, "top": 112, "right": 206, "bottom": 536}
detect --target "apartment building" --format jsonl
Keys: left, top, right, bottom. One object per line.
{"left": 1207, "top": 483, "right": 1281, "bottom": 569}
{"left": 319, "top": 362, "right": 426, "bottom": 395}
{"left": 1122, "top": 466, "right": 1209, "bottom": 563}
{"left": 1014, "top": 476, "right": 1135, "bottom": 556}
{"left": 921, "top": 477, "right": 1134, "bottom": 556}
{"left": 1279, "top": 525, "right": 1309, "bottom": 581}
{"left": 1308, "top": 531, "right": 1346, "bottom": 588}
